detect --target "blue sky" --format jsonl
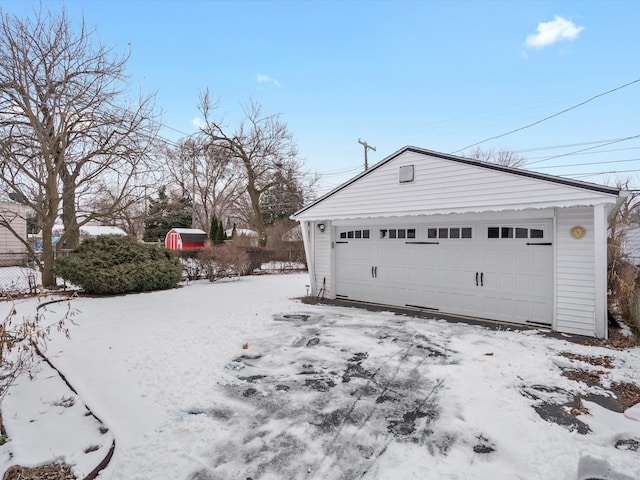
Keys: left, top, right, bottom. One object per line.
{"left": 4, "top": 0, "right": 640, "bottom": 193}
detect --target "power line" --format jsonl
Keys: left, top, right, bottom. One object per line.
{"left": 564, "top": 169, "right": 640, "bottom": 179}
{"left": 525, "top": 146, "right": 640, "bottom": 161}
{"left": 514, "top": 138, "right": 640, "bottom": 154}
{"left": 535, "top": 157, "right": 640, "bottom": 170}
{"left": 526, "top": 134, "right": 640, "bottom": 166}
{"left": 317, "top": 166, "right": 362, "bottom": 177}
{"left": 451, "top": 77, "right": 640, "bottom": 154}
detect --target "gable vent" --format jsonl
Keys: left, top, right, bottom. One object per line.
{"left": 399, "top": 165, "right": 414, "bottom": 183}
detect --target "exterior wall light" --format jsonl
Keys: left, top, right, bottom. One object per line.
{"left": 317, "top": 223, "right": 326, "bottom": 233}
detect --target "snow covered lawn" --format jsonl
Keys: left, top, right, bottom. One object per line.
{"left": 1, "top": 273, "right": 639, "bottom": 479}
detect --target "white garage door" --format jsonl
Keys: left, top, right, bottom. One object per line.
{"left": 334, "top": 221, "right": 553, "bottom": 326}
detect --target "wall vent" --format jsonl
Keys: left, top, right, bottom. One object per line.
{"left": 399, "top": 165, "right": 414, "bottom": 183}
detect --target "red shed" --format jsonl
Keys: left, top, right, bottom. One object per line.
{"left": 164, "top": 228, "right": 207, "bottom": 250}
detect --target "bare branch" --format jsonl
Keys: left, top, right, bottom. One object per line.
{"left": 0, "top": 6, "right": 158, "bottom": 284}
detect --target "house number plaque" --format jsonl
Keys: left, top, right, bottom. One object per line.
{"left": 570, "top": 226, "right": 586, "bottom": 239}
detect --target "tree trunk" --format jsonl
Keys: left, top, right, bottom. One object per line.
{"left": 40, "top": 169, "right": 61, "bottom": 288}
{"left": 61, "top": 169, "right": 80, "bottom": 249}
{"left": 41, "top": 216, "right": 56, "bottom": 288}
{"left": 248, "top": 186, "right": 267, "bottom": 247}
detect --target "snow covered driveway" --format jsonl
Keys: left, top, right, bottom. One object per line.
{"left": 2, "top": 274, "right": 640, "bottom": 479}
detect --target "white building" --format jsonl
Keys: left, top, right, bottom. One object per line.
{"left": 0, "top": 201, "right": 29, "bottom": 257}
{"left": 293, "top": 146, "right": 624, "bottom": 338}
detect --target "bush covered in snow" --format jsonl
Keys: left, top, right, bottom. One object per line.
{"left": 54, "top": 235, "right": 183, "bottom": 294}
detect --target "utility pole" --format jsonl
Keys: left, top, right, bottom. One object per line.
{"left": 191, "top": 154, "right": 196, "bottom": 228}
{"left": 358, "top": 138, "right": 376, "bottom": 170}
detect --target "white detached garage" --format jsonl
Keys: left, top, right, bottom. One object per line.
{"left": 293, "top": 146, "right": 623, "bottom": 338}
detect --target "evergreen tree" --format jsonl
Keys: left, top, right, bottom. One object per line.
{"left": 143, "top": 186, "right": 192, "bottom": 242}
{"left": 209, "top": 216, "right": 226, "bottom": 245}
{"left": 210, "top": 215, "right": 219, "bottom": 244}
{"left": 216, "top": 219, "right": 225, "bottom": 244}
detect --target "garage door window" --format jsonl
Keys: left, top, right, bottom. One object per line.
{"left": 427, "top": 227, "right": 472, "bottom": 239}
{"left": 339, "top": 229, "right": 370, "bottom": 239}
{"left": 380, "top": 228, "right": 416, "bottom": 239}
{"left": 488, "top": 226, "right": 545, "bottom": 239}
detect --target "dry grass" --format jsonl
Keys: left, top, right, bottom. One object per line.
{"left": 611, "top": 382, "right": 640, "bottom": 410}
{"left": 560, "top": 352, "right": 615, "bottom": 369}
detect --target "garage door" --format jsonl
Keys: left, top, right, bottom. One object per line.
{"left": 334, "top": 222, "right": 553, "bottom": 326}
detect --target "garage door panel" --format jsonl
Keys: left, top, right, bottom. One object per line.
{"left": 463, "top": 249, "right": 477, "bottom": 265}
{"left": 500, "top": 249, "right": 515, "bottom": 266}
{"left": 425, "top": 249, "right": 438, "bottom": 266}
{"left": 484, "top": 249, "right": 498, "bottom": 266}
{"left": 481, "top": 271, "right": 496, "bottom": 288}
{"left": 499, "top": 272, "right": 513, "bottom": 290}
{"left": 531, "top": 301, "right": 551, "bottom": 323}
{"left": 425, "top": 268, "right": 438, "bottom": 284}
{"left": 516, "top": 254, "right": 530, "bottom": 268}
{"left": 449, "top": 292, "right": 464, "bottom": 311}
{"left": 449, "top": 270, "right": 462, "bottom": 286}
{"left": 482, "top": 296, "right": 498, "bottom": 316}
{"left": 531, "top": 249, "right": 550, "bottom": 266}
{"left": 499, "top": 298, "right": 513, "bottom": 317}
{"left": 530, "top": 273, "right": 550, "bottom": 294}
{"left": 438, "top": 251, "right": 450, "bottom": 266}
{"left": 385, "top": 266, "right": 399, "bottom": 282}
{"left": 449, "top": 248, "right": 463, "bottom": 266}
{"left": 515, "top": 299, "right": 529, "bottom": 320}
{"left": 439, "top": 269, "right": 453, "bottom": 286}
{"left": 462, "top": 294, "right": 476, "bottom": 313}
{"left": 334, "top": 221, "right": 553, "bottom": 326}
{"left": 461, "top": 269, "right": 478, "bottom": 289}
{"left": 407, "top": 266, "right": 423, "bottom": 283}
{"left": 515, "top": 273, "right": 529, "bottom": 292}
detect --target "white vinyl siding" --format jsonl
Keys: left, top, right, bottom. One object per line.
{"left": 555, "top": 207, "right": 597, "bottom": 336}
{"left": 313, "top": 222, "right": 332, "bottom": 297}
{"left": 0, "top": 202, "right": 28, "bottom": 254}
{"left": 296, "top": 151, "right": 616, "bottom": 221}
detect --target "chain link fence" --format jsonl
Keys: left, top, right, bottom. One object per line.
{"left": 0, "top": 251, "right": 71, "bottom": 297}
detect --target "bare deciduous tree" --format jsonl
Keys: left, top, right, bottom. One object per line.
{"left": 0, "top": 7, "right": 158, "bottom": 286}
{"left": 198, "top": 91, "right": 306, "bottom": 246}
{"left": 608, "top": 179, "right": 640, "bottom": 329}
{"left": 163, "top": 137, "right": 244, "bottom": 232}
{"left": 467, "top": 147, "right": 527, "bottom": 168}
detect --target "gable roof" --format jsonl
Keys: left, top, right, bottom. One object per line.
{"left": 170, "top": 228, "right": 207, "bottom": 235}
{"left": 294, "top": 146, "right": 621, "bottom": 220}
{"left": 167, "top": 228, "right": 207, "bottom": 244}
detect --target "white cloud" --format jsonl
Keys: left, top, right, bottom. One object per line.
{"left": 192, "top": 117, "right": 203, "bottom": 128}
{"left": 256, "top": 73, "right": 282, "bottom": 87}
{"left": 525, "top": 15, "right": 584, "bottom": 49}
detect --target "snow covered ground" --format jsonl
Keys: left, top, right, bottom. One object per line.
{"left": 0, "top": 273, "right": 639, "bottom": 479}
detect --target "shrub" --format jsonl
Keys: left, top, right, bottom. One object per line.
{"left": 54, "top": 235, "right": 183, "bottom": 295}
{"left": 176, "top": 248, "right": 204, "bottom": 280}
{"left": 197, "top": 244, "right": 250, "bottom": 282}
